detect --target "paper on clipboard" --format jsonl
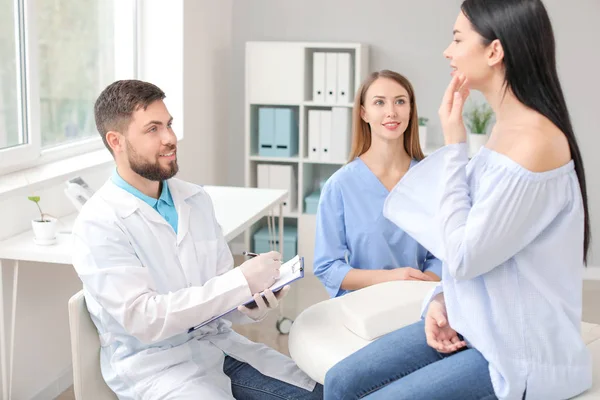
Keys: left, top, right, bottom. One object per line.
{"left": 188, "top": 255, "right": 305, "bottom": 332}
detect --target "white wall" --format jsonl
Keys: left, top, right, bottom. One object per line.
{"left": 546, "top": 0, "right": 600, "bottom": 263}
{"left": 139, "top": 0, "right": 184, "bottom": 147}
{"left": 178, "top": 0, "right": 233, "bottom": 186}
{"left": 228, "top": 0, "right": 600, "bottom": 263}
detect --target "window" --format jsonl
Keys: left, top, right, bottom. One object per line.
{"left": 0, "top": 0, "right": 23, "bottom": 151}
{"left": 0, "top": 0, "right": 136, "bottom": 172}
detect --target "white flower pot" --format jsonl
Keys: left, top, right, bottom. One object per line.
{"left": 468, "top": 133, "right": 488, "bottom": 156}
{"left": 418, "top": 126, "right": 428, "bottom": 152}
{"left": 31, "top": 218, "right": 58, "bottom": 245}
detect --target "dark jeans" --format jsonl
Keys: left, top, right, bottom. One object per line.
{"left": 223, "top": 356, "right": 323, "bottom": 399}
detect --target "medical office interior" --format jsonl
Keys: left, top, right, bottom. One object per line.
{"left": 0, "top": 0, "right": 599, "bottom": 399}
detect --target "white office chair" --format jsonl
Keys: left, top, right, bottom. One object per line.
{"left": 68, "top": 290, "right": 117, "bottom": 400}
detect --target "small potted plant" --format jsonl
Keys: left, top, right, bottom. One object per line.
{"left": 28, "top": 196, "right": 58, "bottom": 245}
{"left": 418, "top": 116, "right": 429, "bottom": 152}
{"left": 464, "top": 101, "right": 494, "bottom": 155}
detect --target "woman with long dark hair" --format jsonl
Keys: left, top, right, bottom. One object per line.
{"left": 323, "top": 0, "right": 592, "bottom": 399}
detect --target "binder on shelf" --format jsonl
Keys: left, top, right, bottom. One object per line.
{"left": 270, "top": 164, "right": 297, "bottom": 214}
{"left": 274, "top": 108, "right": 298, "bottom": 157}
{"left": 319, "top": 110, "right": 332, "bottom": 161}
{"left": 336, "top": 53, "right": 352, "bottom": 104}
{"left": 258, "top": 107, "right": 276, "bottom": 157}
{"left": 331, "top": 107, "right": 351, "bottom": 162}
{"left": 257, "top": 163, "right": 269, "bottom": 188}
{"left": 256, "top": 164, "right": 297, "bottom": 214}
{"left": 312, "top": 52, "right": 326, "bottom": 103}
{"left": 325, "top": 52, "right": 338, "bottom": 104}
{"left": 308, "top": 109, "right": 321, "bottom": 161}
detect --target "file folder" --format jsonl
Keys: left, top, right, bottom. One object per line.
{"left": 269, "top": 164, "right": 297, "bottom": 214}
{"left": 308, "top": 109, "right": 321, "bottom": 160}
{"left": 258, "top": 107, "right": 276, "bottom": 157}
{"left": 274, "top": 108, "right": 298, "bottom": 157}
{"left": 331, "top": 107, "right": 351, "bottom": 162}
{"left": 257, "top": 164, "right": 270, "bottom": 189}
{"left": 313, "top": 52, "right": 326, "bottom": 103}
{"left": 320, "top": 110, "right": 332, "bottom": 161}
{"left": 337, "top": 53, "right": 352, "bottom": 104}
{"left": 325, "top": 53, "right": 338, "bottom": 104}
{"left": 256, "top": 164, "right": 297, "bottom": 214}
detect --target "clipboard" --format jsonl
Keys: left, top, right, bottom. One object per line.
{"left": 188, "top": 255, "right": 305, "bottom": 332}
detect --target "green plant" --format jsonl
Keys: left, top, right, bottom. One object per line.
{"left": 464, "top": 102, "right": 494, "bottom": 134}
{"left": 28, "top": 196, "right": 51, "bottom": 222}
{"left": 418, "top": 117, "right": 429, "bottom": 126}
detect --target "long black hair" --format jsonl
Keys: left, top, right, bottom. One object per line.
{"left": 461, "top": 0, "right": 591, "bottom": 264}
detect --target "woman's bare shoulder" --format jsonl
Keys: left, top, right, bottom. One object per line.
{"left": 498, "top": 121, "right": 571, "bottom": 173}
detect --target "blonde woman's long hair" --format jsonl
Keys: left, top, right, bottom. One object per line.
{"left": 348, "top": 70, "right": 425, "bottom": 162}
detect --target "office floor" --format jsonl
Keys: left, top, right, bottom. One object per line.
{"left": 56, "top": 278, "right": 600, "bottom": 399}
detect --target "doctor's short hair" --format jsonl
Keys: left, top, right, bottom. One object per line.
{"left": 94, "top": 80, "right": 166, "bottom": 155}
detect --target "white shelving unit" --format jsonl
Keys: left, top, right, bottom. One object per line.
{"left": 244, "top": 41, "right": 369, "bottom": 275}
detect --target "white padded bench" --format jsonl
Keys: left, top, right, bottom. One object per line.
{"left": 289, "top": 281, "right": 600, "bottom": 399}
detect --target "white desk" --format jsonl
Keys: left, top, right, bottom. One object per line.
{"left": 0, "top": 185, "right": 287, "bottom": 400}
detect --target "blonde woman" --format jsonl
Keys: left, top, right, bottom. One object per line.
{"left": 313, "top": 70, "right": 440, "bottom": 298}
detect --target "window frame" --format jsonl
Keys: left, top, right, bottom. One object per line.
{"left": 0, "top": 0, "right": 138, "bottom": 175}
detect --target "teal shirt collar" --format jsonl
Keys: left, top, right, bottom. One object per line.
{"left": 111, "top": 169, "right": 173, "bottom": 208}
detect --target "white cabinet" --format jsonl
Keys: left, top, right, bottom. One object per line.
{"left": 244, "top": 41, "right": 369, "bottom": 273}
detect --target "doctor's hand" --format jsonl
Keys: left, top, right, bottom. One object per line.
{"left": 388, "top": 267, "right": 436, "bottom": 281}
{"left": 237, "top": 286, "right": 291, "bottom": 321}
{"left": 439, "top": 73, "right": 470, "bottom": 145}
{"left": 239, "top": 251, "right": 282, "bottom": 294}
{"left": 425, "top": 293, "right": 466, "bottom": 354}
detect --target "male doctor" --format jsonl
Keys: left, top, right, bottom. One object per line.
{"left": 71, "top": 80, "right": 321, "bottom": 399}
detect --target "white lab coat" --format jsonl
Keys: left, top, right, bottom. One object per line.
{"left": 71, "top": 178, "right": 316, "bottom": 399}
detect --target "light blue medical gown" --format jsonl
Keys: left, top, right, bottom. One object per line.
{"left": 383, "top": 144, "right": 592, "bottom": 400}
{"left": 313, "top": 157, "right": 442, "bottom": 298}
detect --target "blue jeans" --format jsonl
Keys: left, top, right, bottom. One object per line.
{"left": 324, "top": 320, "right": 497, "bottom": 400}
{"left": 223, "top": 356, "right": 323, "bottom": 399}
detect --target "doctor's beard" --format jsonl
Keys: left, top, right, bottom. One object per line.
{"left": 126, "top": 140, "right": 179, "bottom": 181}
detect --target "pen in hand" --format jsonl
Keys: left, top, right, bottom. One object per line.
{"left": 242, "top": 251, "right": 283, "bottom": 264}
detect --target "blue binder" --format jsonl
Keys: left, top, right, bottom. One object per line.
{"left": 274, "top": 108, "right": 298, "bottom": 157}
{"left": 258, "top": 107, "right": 276, "bottom": 157}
